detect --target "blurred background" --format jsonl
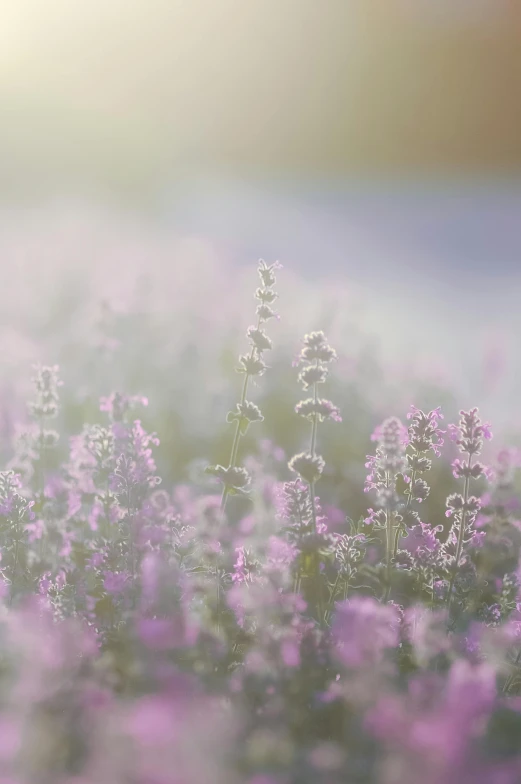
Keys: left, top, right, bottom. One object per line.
{"left": 2, "top": 0, "right": 520, "bottom": 189}
{"left": 1, "top": 0, "right": 521, "bottom": 494}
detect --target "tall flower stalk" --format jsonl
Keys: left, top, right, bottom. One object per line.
{"left": 444, "top": 408, "right": 492, "bottom": 614}
{"left": 364, "top": 417, "right": 407, "bottom": 600}
{"left": 396, "top": 406, "right": 445, "bottom": 557}
{"left": 364, "top": 408, "right": 444, "bottom": 601}
{"left": 10, "top": 365, "right": 62, "bottom": 565}
{"left": 289, "top": 331, "right": 339, "bottom": 621}
{"left": 207, "top": 260, "right": 281, "bottom": 511}
{"left": 0, "top": 470, "right": 35, "bottom": 604}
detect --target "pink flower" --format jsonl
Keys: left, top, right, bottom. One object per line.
{"left": 103, "top": 570, "right": 130, "bottom": 595}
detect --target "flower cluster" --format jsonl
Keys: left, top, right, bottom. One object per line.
{"left": 278, "top": 478, "right": 331, "bottom": 558}
{"left": 362, "top": 408, "right": 450, "bottom": 600}
{"left": 28, "top": 364, "right": 62, "bottom": 421}
{"left": 364, "top": 416, "right": 408, "bottom": 504}
{"left": 0, "top": 259, "right": 520, "bottom": 784}
{"left": 406, "top": 405, "right": 445, "bottom": 487}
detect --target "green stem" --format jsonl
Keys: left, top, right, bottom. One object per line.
{"left": 309, "top": 484, "right": 323, "bottom": 622}
{"left": 37, "top": 416, "right": 47, "bottom": 564}
{"left": 384, "top": 502, "right": 394, "bottom": 602}
{"left": 325, "top": 572, "right": 342, "bottom": 624}
{"left": 309, "top": 368, "right": 323, "bottom": 622}
{"left": 446, "top": 454, "right": 472, "bottom": 612}
{"left": 394, "top": 466, "right": 417, "bottom": 558}
{"left": 216, "top": 573, "right": 221, "bottom": 633}
{"left": 380, "top": 463, "right": 393, "bottom": 601}
{"left": 220, "top": 316, "right": 262, "bottom": 512}
{"left": 504, "top": 649, "right": 521, "bottom": 695}
{"left": 393, "top": 526, "right": 401, "bottom": 560}
{"left": 329, "top": 572, "right": 341, "bottom": 605}
{"left": 293, "top": 571, "right": 301, "bottom": 595}
{"left": 9, "top": 536, "right": 19, "bottom": 607}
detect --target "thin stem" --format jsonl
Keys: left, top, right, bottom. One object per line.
{"left": 384, "top": 504, "right": 394, "bottom": 602}
{"left": 293, "top": 571, "right": 301, "bottom": 595}
{"left": 446, "top": 454, "right": 472, "bottom": 612}
{"left": 393, "top": 526, "right": 401, "bottom": 561}
{"left": 37, "top": 416, "right": 47, "bottom": 563}
{"left": 310, "top": 361, "right": 319, "bottom": 456}
{"left": 309, "top": 484, "right": 323, "bottom": 622}
{"left": 216, "top": 573, "right": 221, "bottom": 634}
{"left": 221, "top": 316, "right": 262, "bottom": 511}
{"left": 394, "top": 466, "right": 417, "bottom": 558}
{"left": 126, "top": 484, "right": 138, "bottom": 610}
{"left": 383, "top": 464, "right": 395, "bottom": 602}
{"left": 9, "top": 536, "right": 19, "bottom": 607}
{"left": 325, "top": 572, "right": 342, "bottom": 624}
{"left": 504, "top": 649, "right": 521, "bottom": 695}
{"left": 229, "top": 373, "right": 250, "bottom": 467}
{"left": 329, "top": 572, "right": 341, "bottom": 605}
{"left": 309, "top": 368, "right": 323, "bottom": 622}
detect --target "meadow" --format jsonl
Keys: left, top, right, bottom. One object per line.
{"left": 0, "top": 227, "right": 521, "bottom": 784}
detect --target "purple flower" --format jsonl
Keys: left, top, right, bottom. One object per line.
{"left": 333, "top": 596, "right": 400, "bottom": 667}
{"left": 296, "top": 331, "right": 337, "bottom": 365}
{"left": 288, "top": 452, "right": 325, "bottom": 484}
{"left": 295, "top": 397, "right": 342, "bottom": 423}
{"left": 257, "top": 258, "right": 282, "bottom": 289}
{"left": 406, "top": 405, "right": 445, "bottom": 457}
{"left": 364, "top": 417, "right": 407, "bottom": 508}
{"left": 226, "top": 401, "right": 264, "bottom": 434}
{"left": 449, "top": 408, "right": 492, "bottom": 456}
{"left": 232, "top": 546, "right": 259, "bottom": 584}
{"left": 103, "top": 570, "right": 130, "bottom": 595}
{"left": 247, "top": 326, "right": 273, "bottom": 353}
{"left": 401, "top": 522, "right": 442, "bottom": 560}
{"left": 205, "top": 465, "right": 251, "bottom": 492}
{"left": 137, "top": 617, "right": 183, "bottom": 650}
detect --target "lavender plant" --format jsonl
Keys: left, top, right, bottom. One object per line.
{"left": 363, "top": 407, "right": 445, "bottom": 603}
{"left": 443, "top": 408, "right": 493, "bottom": 615}
{"left": 288, "top": 330, "right": 340, "bottom": 620}
{"left": 364, "top": 416, "right": 408, "bottom": 599}
{"left": 0, "top": 470, "right": 35, "bottom": 602}
{"left": 18, "top": 364, "right": 63, "bottom": 488}
{"left": 206, "top": 260, "right": 281, "bottom": 509}
{"left": 10, "top": 365, "right": 62, "bottom": 563}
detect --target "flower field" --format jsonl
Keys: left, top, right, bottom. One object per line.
{"left": 0, "top": 239, "right": 521, "bottom": 784}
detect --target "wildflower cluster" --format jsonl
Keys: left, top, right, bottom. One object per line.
{"left": 363, "top": 408, "right": 450, "bottom": 601}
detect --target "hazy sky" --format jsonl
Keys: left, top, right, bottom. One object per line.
{"left": 1, "top": 0, "right": 520, "bottom": 199}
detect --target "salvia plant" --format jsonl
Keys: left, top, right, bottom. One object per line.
{"left": 1, "top": 261, "right": 521, "bottom": 784}
{"left": 287, "top": 330, "right": 340, "bottom": 619}
{"left": 206, "top": 259, "right": 281, "bottom": 509}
